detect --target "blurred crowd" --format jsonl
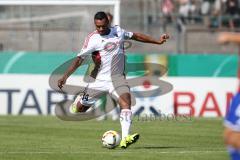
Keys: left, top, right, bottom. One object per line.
{"left": 161, "top": 0, "right": 240, "bottom": 30}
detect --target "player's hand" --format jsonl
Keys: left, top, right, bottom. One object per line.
{"left": 218, "top": 33, "right": 231, "bottom": 44}
{"left": 160, "top": 33, "right": 170, "bottom": 44}
{"left": 58, "top": 77, "right": 67, "bottom": 89}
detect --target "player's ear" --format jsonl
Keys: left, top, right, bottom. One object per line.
{"left": 105, "top": 18, "right": 110, "bottom": 26}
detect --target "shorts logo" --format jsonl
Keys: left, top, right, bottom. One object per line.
{"left": 82, "top": 93, "right": 89, "bottom": 101}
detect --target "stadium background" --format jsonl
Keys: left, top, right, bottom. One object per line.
{"left": 0, "top": 0, "right": 239, "bottom": 160}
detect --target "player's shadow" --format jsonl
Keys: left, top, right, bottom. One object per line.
{"left": 133, "top": 146, "right": 185, "bottom": 149}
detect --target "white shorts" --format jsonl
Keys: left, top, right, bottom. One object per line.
{"left": 73, "top": 76, "right": 130, "bottom": 106}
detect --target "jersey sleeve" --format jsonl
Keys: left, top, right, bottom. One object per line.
{"left": 123, "top": 30, "right": 133, "bottom": 40}
{"left": 115, "top": 26, "right": 133, "bottom": 40}
{"left": 224, "top": 93, "right": 240, "bottom": 131}
{"left": 77, "top": 35, "right": 96, "bottom": 59}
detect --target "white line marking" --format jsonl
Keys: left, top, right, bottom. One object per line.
{"left": 213, "top": 56, "right": 234, "bottom": 77}
{"left": 0, "top": 150, "right": 227, "bottom": 154}
{"left": 3, "top": 51, "right": 26, "bottom": 73}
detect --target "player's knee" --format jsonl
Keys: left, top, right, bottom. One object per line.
{"left": 118, "top": 93, "right": 131, "bottom": 108}
{"left": 118, "top": 100, "right": 130, "bottom": 109}
{"left": 236, "top": 140, "right": 240, "bottom": 149}
{"left": 77, "top": 102, "right": 90, "bottom": 112}
{"left": 224, "top": 128, "right": 240, "bottom": 149}
{"left": 223, "top": 128, "right": 231, "bottom": 145}
{"left": 234, "top": 133, "right": 240, "bottom": 149}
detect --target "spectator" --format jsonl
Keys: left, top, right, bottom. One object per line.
{"left": 225, "top": 0, "right": 239, "bottom": 29}
{"left": 178, "top": 0, "right": 197, "bottom": 24}
{"left": 161, "top": 0, "right": 175, "bottom": 32}
{"left": 201, "top": 0, "right": 211, "bottom": 27}
{"left": 178, "top": 0, "right": 189, "bottom": 23}
{"left": 212, "top": 0, "right": 224, "bottom": 28}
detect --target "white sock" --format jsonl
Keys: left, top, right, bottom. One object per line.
{"left": 120, "top": 109, "right": 132, "bottom": 140}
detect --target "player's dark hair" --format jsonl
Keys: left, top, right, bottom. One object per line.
{"left": 94, "top": 11, "right": 109, "bottom": 22}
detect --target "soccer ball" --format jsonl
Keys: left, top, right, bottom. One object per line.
{"left": 102, "top": 130, "right": 121, "bottom": 149}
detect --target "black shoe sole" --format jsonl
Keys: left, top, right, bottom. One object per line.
{"left": 132, "top": 134, "right": 140, "bottom": 143}
{"left": 120, "top": 134, "right": 140, "bottom": 149}
{"left": 127, "top": 134, "right": 140, "bottom": 147}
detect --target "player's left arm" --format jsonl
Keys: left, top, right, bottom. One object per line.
{"left": 131, "top": 32, "right": 169, "bottom": 45}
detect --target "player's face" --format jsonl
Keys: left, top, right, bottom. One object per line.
{"left": 94, "top": 18, "right": 109, "bottom": 35}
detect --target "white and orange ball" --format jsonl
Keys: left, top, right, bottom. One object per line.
{"left": 102, "top": 130, "right": 121, "bottom": 149}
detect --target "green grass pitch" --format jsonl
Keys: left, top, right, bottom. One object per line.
{"left": 0, "top": 116, "right": 229, "bottom": 160}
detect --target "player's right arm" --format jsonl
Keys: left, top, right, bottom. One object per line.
{"left": 58, "top": 34, "right": 96, "bottom": 89}
{"left": 58, "top": 56, "right": 84, "bottom": 89}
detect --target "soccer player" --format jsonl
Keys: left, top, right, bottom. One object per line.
{"left": 99, "top": 12, "right": 120, "bottom": 121}
{"left": 218, "top": 33, "right": 240, "bottom": 160}
{"left": 58, "top": 11, "right": 169, "bottom": 149}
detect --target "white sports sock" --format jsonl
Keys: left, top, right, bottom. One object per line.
{"left": 120, "top": 109, "right": 132, "bottom": 140}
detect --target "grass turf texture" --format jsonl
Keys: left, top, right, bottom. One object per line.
{"left": 0, "top": 116, "right": 229, "bottom": 160}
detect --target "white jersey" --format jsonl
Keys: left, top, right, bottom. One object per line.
{"left": 77, "top": 26, "right": 133, "bottom": 81}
